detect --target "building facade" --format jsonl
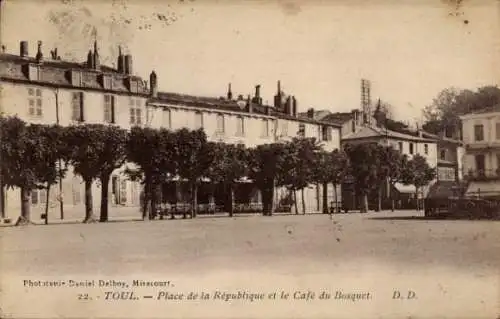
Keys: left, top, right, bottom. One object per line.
{"left": 460, "top": 107, "right": 500, "bottom": 198}
{"left": 0, "top": 40, "right": 341, "bottom": 221}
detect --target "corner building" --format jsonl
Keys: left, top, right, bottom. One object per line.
{"left": 0, "top": 40, "right": 341, "bottom": 221}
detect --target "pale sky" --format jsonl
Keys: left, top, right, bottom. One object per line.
{"left": 1, "top": 0, "right": 499, "bottom": 124}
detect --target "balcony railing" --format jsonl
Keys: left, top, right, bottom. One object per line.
{"left": 465, "top": 169, "right": 500, "bottom": 181}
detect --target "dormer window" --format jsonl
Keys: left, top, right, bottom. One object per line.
{"left": 69, "top": 70, "right": 82, "bottom": 87}
{"left": 126, "top": 77, "right": 139, "bottom": 93}
{"left": 27, "top": 64, "right": 40, "bottom": 81}
{"left": 100, "top": 74, "right": 113, "bottom": 90}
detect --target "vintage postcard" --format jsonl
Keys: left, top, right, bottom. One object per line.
{"left": 0, "top": 0, "right": 499, "bottom": 318}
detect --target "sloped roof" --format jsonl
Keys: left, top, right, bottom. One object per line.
{"left": 0, "top": 53, "right": 149, "bottom": 96}
{"left": 342, "top": 125, "right": 437, "bottom": 142}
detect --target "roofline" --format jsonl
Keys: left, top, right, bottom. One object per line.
{"left": 459, "top": 111, "right": 500, "bottom": 119}
{"left": 0, "top": 77, "right": 150, "bottom": 98}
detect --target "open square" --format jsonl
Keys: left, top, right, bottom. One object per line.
{"left": 1, "top": 212, "right": 499, "bottom": 318}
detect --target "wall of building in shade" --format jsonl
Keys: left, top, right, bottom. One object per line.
{"left": 0, "top": 40, "right": 342, "bottom": 220}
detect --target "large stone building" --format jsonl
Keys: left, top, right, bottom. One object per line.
{"left": 460, "top": 106, "right": 500, "bottom": 198}
{"left": 0, "top": 40, "right": 341, "bottom": 222}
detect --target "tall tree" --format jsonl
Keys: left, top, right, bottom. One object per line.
{"left": 423, "top": 86, "right": 500, "bottom": 136}
{"left": 313, "top": 149, "right": 349, "bottom": 214}
{"left": 95, "top": 126, "right": 128, "bottom": 222}
{"left": 63, "top": 124, "right": 126, "bottom": 223}
{"left": 402, "top": 154, "right": 436, "bottom": 211}
{"left": 344, "top": 142, "right": 381, "bottom": 214}
{"left": 0, "top": 117, "right": 65, "bottom": 225}
{"left": 247, "top": 143, "right": 288, "bottom": 216}
{"left": 205, "top": 142, "right": 248, "bottom": 217}
{"left": 373, "top": 145, "right": 407, "bottom": 212}
{"left": 173, "top": 128, "right": 212, "bottom": 218}
{"left": 278, "top": 138, "right": 320, "bottom": 214}
{"left": 127, "top": 127, "right": 176, "bottom": 220}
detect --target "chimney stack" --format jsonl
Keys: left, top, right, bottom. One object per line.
{"left": 246, "top": 95, "right": 253, "bottom": 113}
{"left": 149, "top": 70, "right": 158, "bottom": 98}
{"left": 124, "top": 54, "right": 133, "bottom": 75}
{"left": 306, "top": 108, "right": 315, "bottom": 119}
{"left": 252, "top": 85, "right": 262, "bottom": 105}
{"left": 35, "top": 41, "right": 43, "bottom": 62}
{"left": 227, "top": 83, "right": 233, "bottom": 100}
{"left": 87, "top": 50, "right": 93, "bottom": 68}
{"left": 291, "top": 96, "right": 297, "bottom": 116}
{"left": 1, "top": 45, "right": 5, "bottom": 53}
{"left": 20, "top": 41, "right": 28, "bottom": 57}
{"left": 93, "top": 40, "right": 100, "bottom": 70}
{"left": 117, "top": 46, "right": 125, "bottom": 73}
{"left": 285, "top": 97, "right": 293, "bottom": 115}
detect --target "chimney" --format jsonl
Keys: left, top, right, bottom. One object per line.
{"left": 227, "top": 83, "right": 233, "bottom": 100}
{"left": 1, "top": 45, "right": 5, "bottom": 53}
{"left": 285, "top": 97, "right": 292, "bottom": 115}
{"left": 87, "top": 50, "right": 93, "bottom": 68}
{"left": 149, "top": 70, "right": 158, "bottom": 98}
{"left": 266, "top": 106, "right": 272, "bottom": 115}
{"left": 246, "top": 95, "right": 253, "bottom": 113}
{"left": 124, "top": 54, "right": 133, "bottom": 75}
{"left": 274, "top": 80, "right": 283, "bottom": 109}
{"left": 307, "top": 108, "right": 314, "bottom": 119}
{"left": 93, "top": 40, "right": 100, "bottom": 70}
{"left": 35, "top": 41, "right": 43, "bottom": 62}
{"left": 20, "top": 41, "right": 28, "bottom": 57}
{"left": 252, "top": 85, "right": 263, "bottom": 105}
{"left": 117, "top": 46, "right": 125, "bottom": 73}
{"left": 292, "top": 96, "right": 297, "bottom": 117}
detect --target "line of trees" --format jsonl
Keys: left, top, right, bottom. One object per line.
{"left": 0, "top": 116, "right": 435, "bottom": 225}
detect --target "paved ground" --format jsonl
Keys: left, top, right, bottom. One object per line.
{"left": 1, "top": 210, "right": 499, "bottom": 319}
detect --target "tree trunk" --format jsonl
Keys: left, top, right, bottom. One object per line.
{"left": 149, "top": 182, "right": 157, "bottom": 220}
{"left": 44, "top": 184, "right": 51, "bottom": 225}
{"left": 415, "top": 187, "right": 420, "bottom": 211}
{"left": 360, "top": 193, "right": 369, "bottom": 214}
{"left": 16, "top": 187, "right": 32, "bottom": 226}
{"left": 141, "top": 178, "right": 150, "bottom": 220}
{"left": 301, "top": 188, "right": 306, "bottom": 215}
{"left": 262, "top": 185, "right": 274, "bottom": 216}
{"left": 228, "top": 184, "right": 234, "bottom": 217}
{"left": 59, "top": 160, "right": 64, "bottom": 220}
{"left": 377, "top": 186, "right": 382, "bottom": 212}
{"left": 83, "top": 178, "right": 96, "bottom": 223}
{"left": 99, "top": 174, "right": 111, "bottom": 222}
{"left": 333, "top": 183, "right": 338, "bottom": 214}
{"left": 322, "top": 183, "right": 328, "bottom": 214}
{"left": 293, "top": 189, "right": 299, "bottom": 215}
{"left": 191, "top": 182, "right": 198, "bottom": 218}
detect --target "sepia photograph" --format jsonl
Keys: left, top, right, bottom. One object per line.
{"left": 0, "top": 0, "right": 499, "bottom": 318}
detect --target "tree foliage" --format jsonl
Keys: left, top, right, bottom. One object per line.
{"left": 126, "top": 127, "right": 176, "bottom": 219}
{"left": 205, "top": 142, "right": 248, "bottom": 217}
{"left": 247, "top": 143, "right": 289, "bottom": 216}
{"left": 344, "top": 142, "right": 383, "bottom": 213}
{"left": 63, "top": 124, "right": 128, "bottom": 223}
{"left": 0, "top": 117, "right": 66, "bottom": 224}
{"left": 423, "top": 86, "right": 500, "bottom": 135}
{"left": 313, "top": 149, "right": 349, "bottom": 213}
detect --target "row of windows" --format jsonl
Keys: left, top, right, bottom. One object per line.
{"left": 24, "top": 88, "right": 333, "bottom": 140}
{"left": 28, "top": 88, "right": 144, "bottom": 125}
{"left": 473, "top": 123, "right": 500, "bottom": 142}
{"left": 396, "top": 141, "right": 429, "bottom": 155}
